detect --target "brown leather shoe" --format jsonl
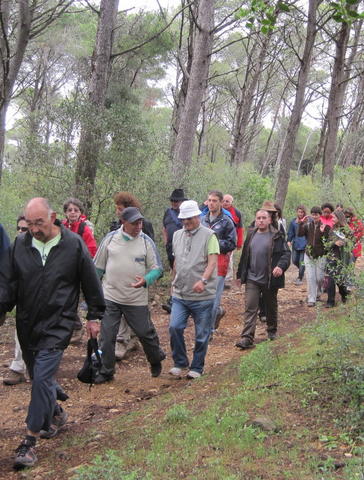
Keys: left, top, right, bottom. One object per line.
{"left": 3, "top": 370, "right": 26, "bottom": 386}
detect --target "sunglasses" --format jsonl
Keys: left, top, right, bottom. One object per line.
{"left": 17, "top": 226, "right": 28, "bottom": 232}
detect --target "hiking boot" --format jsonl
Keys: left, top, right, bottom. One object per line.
{"left": 14, "top": 440, "right": 37, "bottom": 469}
{"left": 150, "top": 362, "right": 162, "bottom": 377}
{"left": 186, "top": 370, "right": 201, "bottom": 379}
{"left": 40, "top": 407, "right": 68, "bottom": 439}
{"left": 3, "top": 370, "right": 26, "bottom": 386}
{"left": 214, "top": 306, "right": 226, "bottom": 330}
{"left": 235, "top": 338, "right": 254, "bottom": 350}
{"left": 150, "top": 351, "right": 166, "bottom": 377}
{"left": 325, "top": 303, "right": 335, "bottom": 308}
{"left": 94, "top": 373, "right": 114, "bottom": 384}
{"left": 69, "top": 327, "right": 83, "bottom": 345}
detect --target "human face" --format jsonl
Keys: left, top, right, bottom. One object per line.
{"left": 255, "top": 210, "right": 270, "bottom": 232}
{"left": 311, "top": 212, "right": 321, "bottom": 224}
{"left": 207, "top": 194, "right": 222, "bottom": 215}
{"left": 123, "top": 219, "right": 143, "bottom": 237}
{"left": 322, "top": 207, "right": 332, "bottom": 218}
{"left": 16, "top": 219, "right": 28, "bottom": 235}
{"left": 115, "top": 203, "right": 125, "bottom": 219}
{"left": 222, "top": 195, "right": 233, "bottom": 209}
{"left": 297, "top": 208, "right": 305, "bottom": 220}
{"left": 66, "top": 203, "right": 81, "bottom": 223}
{"left": 182, "top": 216, "right": 200, "bottom": 231}
{"left": 171, "top": 200, "right": 183, "bottom": 210}
{"left": 25, "top": 205, "right": 56, "bottom": 243}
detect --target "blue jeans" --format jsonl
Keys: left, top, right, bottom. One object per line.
{"left": 292, "top": 249, "right": 305, "bottom": 280}
{"left": 169, "top": 297, "right": 214, "bottom": 374}
{"left": 211, "top": 275, "right": 225, "bottom": 328}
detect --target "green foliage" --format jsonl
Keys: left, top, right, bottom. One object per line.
{"left": 329, "top": 0, "right": 364, "bottom": 24}
{"left": 72, "top": 451, "right": 140, "bottom": 480}
{"left": 164, "top": 404, "right": 191, "bottom": 424}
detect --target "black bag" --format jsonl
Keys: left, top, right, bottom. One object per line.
{"left": 77, "top": 338, "right": 102, "bottom": 385}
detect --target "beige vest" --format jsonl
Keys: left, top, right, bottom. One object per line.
{"left": 172, "top": 225, "right": 217, "bottom": 301}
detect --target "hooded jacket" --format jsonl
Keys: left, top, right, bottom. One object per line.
{"left": 236, "top": 225, "right": 291, "bottom": 289}
{"left": 0, "top": 222, "right": 105, "bottom": 351}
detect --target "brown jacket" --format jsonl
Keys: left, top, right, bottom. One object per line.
{"left": 298, "top": 220, "right": 330, "bottom": 259}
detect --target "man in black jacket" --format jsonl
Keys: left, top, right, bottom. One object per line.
{"left": 0, "top": 197, "right": 105, "bottom": 468}
{"left": 236, "top": 209, "right": 290, "bottom": 349}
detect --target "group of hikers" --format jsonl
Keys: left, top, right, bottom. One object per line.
{"left": 0, "top": 189, "right": 362, "bottom": 469}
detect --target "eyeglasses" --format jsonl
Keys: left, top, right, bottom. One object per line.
{"left": 17, "top": 226, "right": 28, "bottom": 232}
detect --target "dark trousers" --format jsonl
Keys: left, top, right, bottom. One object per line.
{"left": 24, "top": 348, "right": 63, "bottom": 433}
{"left": 241, "top": 281, "right": 278, "bottom": 342}
{"left": 99, "top": 299, "right": 165, "bottom": 377}
{"left": 327, "top": 277, "right": 347, "bottom": 305}
{"left": 292, "top": 248, "right": 305, "bottom": 280}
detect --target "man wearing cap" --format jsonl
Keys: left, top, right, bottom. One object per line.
{"left": 94, "top": 207, "right": 165, "bottom": 383}
{"left": 235, "top": 209, "right": 290, "bottom": 349}
{"left": 169, "top": 200, "right": 219, "bottom": 379}
{"left": 162, "top": 188, "right": 187, "bottom": 313}
{"left": 201, "top": 190, "right": 236, "bottom": 332}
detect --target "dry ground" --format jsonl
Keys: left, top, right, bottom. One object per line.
{"left": 0, "top": 261, "right": 358, "bottom": 478}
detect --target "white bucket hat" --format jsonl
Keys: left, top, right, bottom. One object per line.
{"left": 178, "top": 200, "right": 201, "bottom": 219}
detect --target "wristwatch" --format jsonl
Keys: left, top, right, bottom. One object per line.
{"left": 201, "top": 278, "right": 208, "bottom": 285}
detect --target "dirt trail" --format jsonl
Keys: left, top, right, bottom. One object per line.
{"left": 0, "top": 261, "right": 357, "bottom": 478}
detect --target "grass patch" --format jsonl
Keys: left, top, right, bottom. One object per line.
{"left": 70, "top": 303, "right": 364, "bottom": 480}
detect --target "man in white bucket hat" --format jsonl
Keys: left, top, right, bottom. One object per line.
{"left": 168, "top": 200, "right": 219, "bottom": 379}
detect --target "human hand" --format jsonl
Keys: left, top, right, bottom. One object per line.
{"left": 86, "top": 320, "right": 100, "bottom": 338}
{"left": 192, "top": 280, "right": 205, "bottom": 293}
{"left": 335, "top": 240, "right": 344, "bottom": 247}
{"left": 131, "top": 276, "right": 146, "bottom": 288}
{"left": 272, "top": 266, "right": 283, "bottom": 277}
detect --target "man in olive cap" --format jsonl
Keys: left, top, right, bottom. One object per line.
{"left": 95, "top": 207, "right": 165, "bottom": 383}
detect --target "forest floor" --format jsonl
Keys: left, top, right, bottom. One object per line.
{"left": 0, "top": 260, "right": 361, "bottom": 479}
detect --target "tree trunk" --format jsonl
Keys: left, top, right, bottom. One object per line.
{"left": 75, "top": 0, "right": 119, "bottom": 212}
{"left": 0, "top": 0, "right": 32, "bottom": 182}
{"left": 172, "top": 0, "right": 214, "bottom": 184}
{"left": 321, "top": 5, "right": 358, "bottom": 181}
{"left": 229, "top": 34, "right": 270, "bottom": 165}
{"left": 274, "top": 0, "right": 319, "bottom": 208}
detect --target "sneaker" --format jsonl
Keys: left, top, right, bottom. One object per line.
{"left": 268, "top": 332, "right": 277, "bottom": 341}
{"left": 40, "top": 407, "right": 68, "bottom": 439}
{"left": 214, "top": 306, "right": 226, "bottom": 330}
{"left": 186, "top": 370, "right": 201, "bottom": 379}
{"left": 307, "top": 302, "right": 316, "bottom": 307}
{"left": 3, "top": 370, "right": 26, "bottom": 386}
{"left": 224, "top": 283, "right": 231, "bottom": 290}
{"left": 325, "top": 303, "right": 335, "bottom": 308}
{"left": 294, "top": 278, "right": 303, "bottom": 285}
{"left": 14, "top": 440, "right": 37, "bottom": 468}
{"left": 115, "top": 342, "right": 128, "bottom": 361}
{"left": 169, "top": 367, "right": 187, "bottom": 377}
{"left": 94, "top": 373, "right": 114, "bottom": 384}
{"left": 259, "top": 315, "right": 267, "bottom": 323}
{"left": 235, "top": 338, "right": 254, "bottom": 349}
